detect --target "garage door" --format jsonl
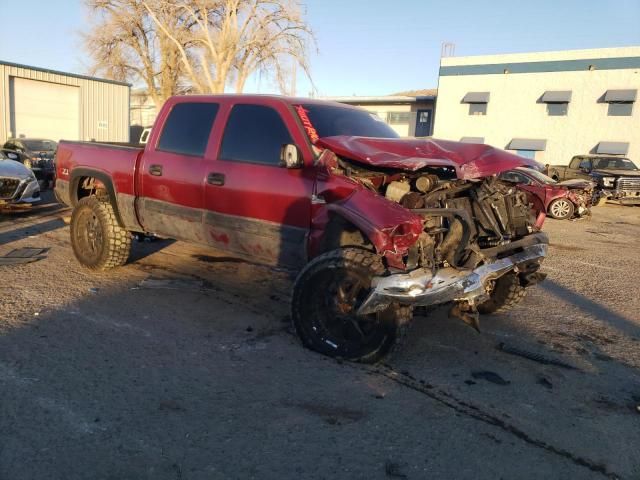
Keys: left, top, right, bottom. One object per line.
{"left": 10, "top": 77, "right": 80, "bottom": 141}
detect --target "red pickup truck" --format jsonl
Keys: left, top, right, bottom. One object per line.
{"left": 55, "top": 95, "right": 549, "bottom": 362}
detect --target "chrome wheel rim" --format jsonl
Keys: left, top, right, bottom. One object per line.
{"left": 551, "top": 199, "right": 571, "bottom": 218}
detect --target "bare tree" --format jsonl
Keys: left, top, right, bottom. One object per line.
{"left": 143, "top": 0, "right": 316, "bottom": 95}
{"left": 83, "top": 0, "right": 194, "bottom": 108}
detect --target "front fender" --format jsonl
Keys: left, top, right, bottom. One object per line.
{"left": 310, "top": 188, "right": 424, "bottom": 269}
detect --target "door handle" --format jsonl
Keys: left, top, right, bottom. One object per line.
{"left": 149, "top": 164, "right": 163, "bottom": 176}
{"left": 207, "top": 172, "right": 225, "bottom": 186}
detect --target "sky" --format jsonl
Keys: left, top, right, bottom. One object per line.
{"left": 1, "top": 0, "right": 639, "bottom": 96}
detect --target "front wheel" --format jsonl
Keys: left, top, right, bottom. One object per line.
{"left": 548, "top": 198, "right": 575, "bottom": 219}
{"left": 292, "top": 248, "right": 412, "bottom": 363}
{"left": 70, "top": 195, "right": 131, "bottom": 270}
{"left": 477, "top": 272, "right": 526, "bottom": 314}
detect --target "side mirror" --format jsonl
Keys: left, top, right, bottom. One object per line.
{"left": 6, "top": 152, "right": 18, "bottom": 160}
{"left": 281, "top": 144, "right": 303, "bottom": 169}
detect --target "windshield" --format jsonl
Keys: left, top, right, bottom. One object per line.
{"left": 519, "top": 168, "right": 557, "bottom": 184}
{"left": 22, "top": 139, "right": 57, "bottom": 152}
{"left": 296, "top": 104, "right": 399, "bottom": 142}
{"left": 592, "top": 157, "right": 638, "bottom": 171}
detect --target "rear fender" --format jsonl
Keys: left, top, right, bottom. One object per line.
{"left": 70, "top": 168, "right": 125, "bottom": 227}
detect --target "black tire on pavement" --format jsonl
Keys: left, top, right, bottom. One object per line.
{"left": 70, "top": 195, "right": 131, "bottom": 270}
{"left": 291, "top": 248, "right": 412, "bottom": 363}
{"left": 595, "top": 195, "right": 608, "bottom": 207}
{"left": 548, "top": 198, "right": 575, "bottom": 219}
{"left": 477, "top": 272, "right": 526, "bottom": 314}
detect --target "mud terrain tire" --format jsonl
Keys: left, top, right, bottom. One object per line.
{"left": 70, "top": 196, "right": 131, "bottom": 270}
{"left": 292, "top": 248, "right": 412, "bottom": 363}
{"left": 477, "top": 272, "right": 526, "bottom": 314}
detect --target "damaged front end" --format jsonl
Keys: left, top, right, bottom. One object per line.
{"left": 314, "top": 139, "right": 549, "bottom": 329}
{"left": 560, "top": 179, "right": 595, "bottom": 217}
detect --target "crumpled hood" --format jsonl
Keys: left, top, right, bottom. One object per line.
{"left": 593, "top": 169, "right": 640, "bottom": 177}
{"left": 0, "top": 159, "right": 33, "bottom": 179}
{"left": 316, "top": 136, "right": 541, "bottom": 179}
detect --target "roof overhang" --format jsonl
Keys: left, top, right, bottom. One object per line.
{"left": 322, "top": 95, "right": 435, "bottom": 105}
{"left": 460, "top": 136, "right": 485, "bottom": 144}
{"left": 596, "top": 141, "right": 629, "bottom": 155}
{"left": 603, "top": 89, "right": 637, "bottom": 102}
{"left": 507, "top": 138, "right": 547, "bottom": 151}
{"left": 541, "top": 91, "right": 572, "bottom": 102}
{"left": 462, "top": 92, "right": 490, "bottom": 103}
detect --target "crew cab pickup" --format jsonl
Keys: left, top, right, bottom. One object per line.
{"left": 55, "top": 95, "right": 549, "bottom": 362}
{"left": 548, "top": 155, "right": 640, "bottom": 205}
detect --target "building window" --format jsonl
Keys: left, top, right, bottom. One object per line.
{"left": 468, "top": 103, "right": 487, "bottom": 116}
{"left": 607, "top": 102, "right": 633, "bottom": 116}
{"left": 547, "top": 102, "right": 568, "bottom": 116}
{"left": 387, "top": 112, "right": 410, "bottom": 125}
{"left": 516, "top": 150, "right": 536, "bottom": 160}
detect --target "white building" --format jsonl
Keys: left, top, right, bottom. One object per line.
{"left": 434, "top": 47, "right": 640, "bottom": 164}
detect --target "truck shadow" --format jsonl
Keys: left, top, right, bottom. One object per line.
{"left": 539, "top": 278, "right": 640, "bottom": 338}
{"left": 0, "top": 218, "right": 66, "bottom": 246}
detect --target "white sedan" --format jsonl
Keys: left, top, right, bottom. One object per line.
{"left": 0, "top": 152, "right": 41, "bottom": 207}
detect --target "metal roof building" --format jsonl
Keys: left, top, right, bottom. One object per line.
{"left": 0, "top": 61, "right": 130, "bottom": 144}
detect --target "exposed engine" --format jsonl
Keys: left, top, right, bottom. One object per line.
{"left": 337, "top": 159, "right": 540, "bottom": 272}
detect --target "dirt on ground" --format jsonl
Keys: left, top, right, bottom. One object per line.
{"left": 1, "top": 193, "right": 639, "bottom": 480}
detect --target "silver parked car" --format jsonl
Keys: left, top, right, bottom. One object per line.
{"left": 0, "top": 151, "right": 41, "bottom": 207}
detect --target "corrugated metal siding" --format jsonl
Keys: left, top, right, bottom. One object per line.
{"left": 0, "top": 64, "right": 129, "bottom": 144}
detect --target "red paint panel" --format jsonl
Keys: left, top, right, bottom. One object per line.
{"left": 55, "top": 142, "right": 142, "bottom": 197}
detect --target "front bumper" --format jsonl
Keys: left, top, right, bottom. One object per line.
{"left": 358, "top": 240, "right": 548, "bottom": 315}
{"left": 0, "top": 178, "right": 40, "bottom": 206}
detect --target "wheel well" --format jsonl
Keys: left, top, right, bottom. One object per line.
{"left": 75, "top": 176, "right": 107, "bottom": 202}
{"left": 70, "top": 171, "right": 125, "bottom": 228}
{"left": 318, "top": 214, "right": 374, "bottom": 254}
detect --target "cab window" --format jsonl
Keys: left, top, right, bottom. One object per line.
{"left": 220, "top": 104, "right": 293, "bottom": 166}
{"left": 157, "top": 103, "right": 219, "bottom": 156}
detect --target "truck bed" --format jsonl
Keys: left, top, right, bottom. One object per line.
{"left": 54, "top": 140, "right": 144, "bottom": 217}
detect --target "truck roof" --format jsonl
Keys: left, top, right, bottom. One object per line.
{"left": 167, "top": 94, "right": 360, "bottom": 110}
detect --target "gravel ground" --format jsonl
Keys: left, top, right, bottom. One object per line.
{"left": 0, "top": 193, "right": 639, "bottom": 480}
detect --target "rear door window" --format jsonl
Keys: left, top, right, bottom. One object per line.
{"left": 157, "top": 103, "right": 219, "bottom": 156}
{"left": 220, "top": 104, "right": 292, "bottom": 166}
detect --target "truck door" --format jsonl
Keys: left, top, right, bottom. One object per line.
{"left": 138, "top": 101, "right": 220, "bottom": 243}
{"left": 567, "top": 157, "right": 592, "bottom": 180}
{"left": 202, "top": 101, "right": 314, "bottom": 268}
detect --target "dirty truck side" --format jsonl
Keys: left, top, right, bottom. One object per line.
{"left": 55, "top": 95, "right": 549, "bottom": 363}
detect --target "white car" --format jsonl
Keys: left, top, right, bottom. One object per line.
{"left": 0, "top": 152, "right": 41, "bottom": 207}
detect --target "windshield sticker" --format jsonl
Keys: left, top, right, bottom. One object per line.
{"left": 295, "top": 105, "right": 319, "bottom": 144}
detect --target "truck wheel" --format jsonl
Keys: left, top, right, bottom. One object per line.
{"left": 548, "top": 198, "right": 574, "bottom": 219}
{"left": 595, "top": 196, "right": 608, "bottom": 207}
{"left": 292, "top": 248, "right": 412, "bottom": 363}
{"left": 477, "top": 272, "right": 526, "bottom": 314}
{"left": 70, "top": 196, "right": 131, "bottom": 270}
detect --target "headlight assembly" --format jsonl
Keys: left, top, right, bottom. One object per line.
{"left": 601, "top": 177, "right": 615, "bottom": 187}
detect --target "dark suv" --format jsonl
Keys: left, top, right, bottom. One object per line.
{"left": 2, "top": 138, "right": 57, "bottom": 189}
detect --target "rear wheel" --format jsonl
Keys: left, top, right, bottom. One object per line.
{"left": 292, "top": 248, "right": 412, "bottom": 363}
{"left": 477, "top": 272, "right": 526, "bottom": 314}
{"left": 548, "top": 198, "right": 574, "bottom": 219}
{"left": 70, "top": 196, "right": 131, "bottom": 270}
